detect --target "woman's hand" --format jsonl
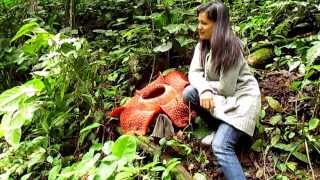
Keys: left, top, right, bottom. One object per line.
{"left": 200, "top": 91, "right": 215, "bottom": 110}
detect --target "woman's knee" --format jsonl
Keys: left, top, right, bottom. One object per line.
{"left": 182, "top": 85, "right": 198, "bottom": 103}
{"left": 212, "top": 137, "right": 227, "bottom": 155}
{"left": 211, "top": 124, "right": 238, "bottom": 155}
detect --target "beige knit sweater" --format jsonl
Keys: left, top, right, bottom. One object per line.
{"left": 188, "top": 43, "right": 261, "bottom": 136}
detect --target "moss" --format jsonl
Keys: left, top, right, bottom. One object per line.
{"left": 247, "top": 48, "right": 274, "bottom": 68}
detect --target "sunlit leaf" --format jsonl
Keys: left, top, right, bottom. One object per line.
{"left": 288, "top": 61, "right": 300, "bottom": 72}
{"left": 270, "top": 114, "right": 282, "bottom": 125}
{"left": 48, "top": 165, "right": 61, "bottom": 180}
{"left": 175, "top": 36, "right": 195, "bottom": 47}
{"left": 112, "top": 135, "right": 137, "bottom": 162}
{"left": 5, "top": 128, "right": 21, "bottom": 147}
{"left": 266, "top": 96, "right": 282, "bottom": 112}
{"left": 306, "top": 41, "right": 320, "bottom": 65}
{"left": 285, "top": 116, "right": 297, "bottom": 125}
{"left": 153, "top": 41, "right": 172, "bottom": 52}
{"left": 308, "top": 118, "right": 319, "bottom": 130}
{"left": 0, "top": 79, "right": 44, "bottom": 113}
{"left": 286, "top": 162, "right": 297, "bottom": 172}
{"left": 80, "top": 122, "right": 101, "bottom": 133}
{"left": 11, "top": 22, "right": 46, "bottom": 42}
{"left": 271, "top": 128, "right": 281, "bottom": 146}
{"left": 193, "top": 173, "right": 207, "bottom": 180}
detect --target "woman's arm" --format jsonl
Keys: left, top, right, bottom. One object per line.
{"left": 188, "top": 43, "right": 217, "bottom": 95}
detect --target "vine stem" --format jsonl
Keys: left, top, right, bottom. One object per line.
{"left": 263, "top": 145, "right": 270, "bottom": 180}
{"left": 149, "top": 1, "right": 156, "bottom": 84}
{"left": 305, "top": 139, "right": 315, "bottom": 180}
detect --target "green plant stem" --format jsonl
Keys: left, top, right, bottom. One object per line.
{"left": 305, "top": 139, "right": 315, "bottom": 180}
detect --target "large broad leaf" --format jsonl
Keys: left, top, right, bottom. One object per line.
{"left": 22, "top": 33, "right": 51, "bottom": 55}
{"left": 112, "top": 135, "right": 137, "bottom": 162}
{"left": 11, "top": 22, "right": 43, "bottom": 42}
{"left": 5, "top": 128, "right": 21, "bottom": 147}
{"left": 95, "top": 161, "right": 117, "bottom": 179}
{"left": 153, "top": 42, "right": 172, "bottom": 52}
{"left": 306, "top": 41, "right": 320, "bottom": 65}
{"left": 0, "top": 79, "right": 44, "bottom": 146}
{"left": 0, "top": 79, "right": 44, "bottom": 113}
{"left": 163, "top": 24, "right": 188, "bottom": 34}
{"left": 175, "top": 36, "right": 195, "bottom": 47}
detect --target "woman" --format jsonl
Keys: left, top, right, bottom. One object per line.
{"left": 182, "top": 1, "right": 261, "bottom": 180}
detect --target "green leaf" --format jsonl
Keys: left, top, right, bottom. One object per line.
{"left": 285, "top": 116, "right": 297, "bottom": 125}
{"left": 162, "top": 158, "right": 180, "bottom": 179}
{"left": 271, "top": 134, "right": 281, "bottom": 146}
{"left": 5, "top": 128, "right": 21, "bottom": 147}
{"left": 286, "top": 162, "right": 297, "bottom": 172}
{"left": 0, "top": 79, "right": 44, "bottom": 113}
{"left": 288, "top": 61, "right": 300, "bottom": 72}
{"left": 102, "top": 141, "right": 114, "bottom": 155}
{"left": 251, "top": 139, "right": 264, "bottom": 152}
{"left": 22, "top": 33, "right": 51, "bottom": 55}
{"left": 288, "top": 132, "right": 295, "bottom": 139}
{"left": 273, "top": 143, "right": 295, "bottom": 152}
{"left": 271, "top": 128, "right": 281, "bottom": 146}
{"left": 306, "top": 41, "right": 320, "bottom": 65}
{"left": 112, "top": 135, "right": 137, "bottom": 162}
{"left": 115, "top": 171, "right": 135, "bottom": 180}
{"left": 96, "top": 162, "right": 117, "bottom": 179}
{"left": 193, "top": 173, "right": 207, "bottom": 180}
{"left": 308, "top": 118, "right": 319, "bottom": 130}
{"left": 276, "top": 174, "right": 289, "bottom": 180}
{"left": 48, "top": 165, "right": 61, "bottom": 180}
{"left": 276, "top": 162, "right": 287, "bottom": 172}
{"left": 21, "top": 173, "right": 32, "bottom": 180}
{"left": 80, "top": 123, "right": 101, "bottom": 134}
{"left": 308, "top": 65, "right": 320, "bottom": 71}
{"left": 27, "top": 147, "right": 46, "bottom": 169}
{"left": 11, "top": 22, "right": 46, "bottom": 42}
{"left": 270, "top": 114, "right": 282, "bottom": 125}
{"left": 292, "top": 151, "right": 308, "bottom": 163}
{"left": 266, "top": 96, "right": 283, "bottom": 112}
{"left": 175, "top": 36, "right": 195, "bottom": 47}
{"left": 163, "top": 24, "right": 188, "bottom": 34}
{"left": 107, "top": 71, "right": 119, "bottom": 82}
{"left": 151, "top": 166, "right": 166, "bottom": 172}
{"left": 290, "top": 80, "right": 302, "bottom": 91}
{"left": 153, "top": 42, "right": 172, "bottom": 52}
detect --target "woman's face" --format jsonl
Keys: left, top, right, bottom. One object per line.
{"left": 197, "top": 11, "right": 215, "bottom": 40}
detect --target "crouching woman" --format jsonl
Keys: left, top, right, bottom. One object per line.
{"left": 183, "top": 1, "right": 261, "bottom": 180}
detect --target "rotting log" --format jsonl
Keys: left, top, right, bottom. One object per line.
{"left": 137, "top": 136, "right": 193, "bottom": 180}
{"left": 250, "top": 34, "right": 320, "bottom": 52}
{"left": 247, "top": 48, "right": 273, "bottom": 68}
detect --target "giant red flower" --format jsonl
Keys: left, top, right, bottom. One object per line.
{"left": 109, "top": 70, "right": 190, "bottom": 135}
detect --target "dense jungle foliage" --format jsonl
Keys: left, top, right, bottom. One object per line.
{"left": 0, "top": 0, "right": 319, "bottom": 179}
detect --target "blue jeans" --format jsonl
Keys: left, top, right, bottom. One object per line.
{"left": 182, "top": 85, "right": 246, "bottom": 180}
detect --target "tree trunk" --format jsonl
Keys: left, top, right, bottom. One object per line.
{"left": 65, "top": 0, "right": 76, "bottom": 28}
{"left": 29, "top": 0, "right": 38, "bottom": 13}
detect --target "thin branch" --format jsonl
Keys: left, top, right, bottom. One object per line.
{"left": 305, "top": 140, "right": 315, "bottom": 180}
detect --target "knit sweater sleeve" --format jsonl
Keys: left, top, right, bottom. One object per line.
{"left": 188, "top": 43, "right": 216, "bottom": 95}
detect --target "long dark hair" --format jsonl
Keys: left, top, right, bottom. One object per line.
{"left": 197, "top": 1, "right": 243, "bottom": 74}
